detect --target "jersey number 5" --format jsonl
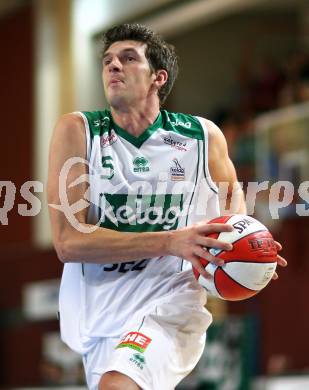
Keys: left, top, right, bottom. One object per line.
{"left": 101, "top": 156, "right": 114, "bottom": 180}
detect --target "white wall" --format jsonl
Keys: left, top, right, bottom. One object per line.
{"left": 34, "top": 0, "right": 60, "bottom": 247}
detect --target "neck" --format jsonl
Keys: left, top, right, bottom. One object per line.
{"left": 110, "top": 99, "right": 160, "bottom": 137}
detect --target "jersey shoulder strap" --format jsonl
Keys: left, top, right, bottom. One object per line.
{"left": 81, "top": 109, "right": 112, "bottom": 138}
{"left": 161, "top": 110, "right": 204, "bottom": 140}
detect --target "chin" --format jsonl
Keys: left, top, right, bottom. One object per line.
{"left": 108, "top": 93, "right": 131, "bottom": 108}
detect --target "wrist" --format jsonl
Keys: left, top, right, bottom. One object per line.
{"left": 163, "top": 230, "right": 175, "bottom": 256}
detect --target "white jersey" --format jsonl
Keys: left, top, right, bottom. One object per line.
{"left": 59, "top": 109, "right": 220, "bottom": 354}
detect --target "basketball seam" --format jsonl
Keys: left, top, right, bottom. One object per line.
{"left": 211, "top": 228, "right": 269, "bottom": 257}
{"left": 199, "top": 274, "right": 222, "bottom": 299}
{"left": 223, "top": 260, "right": 276, "bottom": 264}
{"left": 214, "top": 267, "right": 258, "bottom": 293}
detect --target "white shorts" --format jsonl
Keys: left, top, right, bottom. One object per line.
{"left": 83, "top": 289, "right": 212, "bottom": 390}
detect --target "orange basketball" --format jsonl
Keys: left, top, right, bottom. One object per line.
{"left": 193, "top": 215, "right": 278, "bottom": 301}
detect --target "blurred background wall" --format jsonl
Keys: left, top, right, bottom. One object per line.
{"left": 0, "top": 0, "right": 308, "bottom": 388}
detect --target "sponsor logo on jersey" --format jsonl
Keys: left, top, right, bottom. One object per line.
{"left": 170, "top": 158, "right": 185, "bottom": 181}
{"left": 93, "top": 116, "right": 110, "bottom": 127}
{"left": 98, "top": 193, "right": 183, "bottom": 231}
{"left": 168, "top": 118, "right": 192, "bottom": 128}
{"left": 129, "top": 353, "right": 146, "bottom": 370}
{"left": 103, "top": 259, "right": 149, "bottom": 273}
{"left": 100, "top": 130, "right": 117, "bottom": 148}
{"left": 133, "top": 156, "right": 150, "bottom": 173}
{"left": 162, "top": 134, "right": 187, "bottom": 152}
{"left": 116, "top": 331, "right": 152, "bottom": 353}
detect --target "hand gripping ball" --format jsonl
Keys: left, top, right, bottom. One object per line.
{"left": 193, "top": 215, "right": 278, "bottom": 301}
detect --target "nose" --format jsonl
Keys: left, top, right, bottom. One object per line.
{"left": 108, "top": 57, "right": 122, "bottom": 72}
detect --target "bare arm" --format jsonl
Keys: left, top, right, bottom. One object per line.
{"left": 48, "top": 114, "right": 172, "bottom": 264}
{"left": 206, "top": 119, "right": 247, "bottom": 214}
{"left": 47, "top": 114, "right": 232, "bottom": 276}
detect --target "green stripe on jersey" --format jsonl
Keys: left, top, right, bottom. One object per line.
{"left": 82, "top": 110, "right": 111, "bottom": 138}
{"left": 82, "top": 109, "right": 204, "bottom": 145}
{"left": 161, "top": 110, "right": 204, "bottom": 140}
{"left": 111, "top": 112, "right": 163, "bottom": 148}
{"left": 98, "top": 193, "right": 183, "bottom": 232}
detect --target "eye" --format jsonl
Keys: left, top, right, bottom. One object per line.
{"left": 127, "top": 56, "right": 136, "bottom": 62}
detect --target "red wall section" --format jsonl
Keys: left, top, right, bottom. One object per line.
{"left": 0, "top": 4, "right": 33, "bottom": 244}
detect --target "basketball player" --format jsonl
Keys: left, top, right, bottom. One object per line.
{"left": 48, "top": 24, "right": 287, "bottom": 390}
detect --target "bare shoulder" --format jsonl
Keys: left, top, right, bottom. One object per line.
{"left": 51, "top": 113, "right": 86, "bottom": 153}
{"left": 48, "top": 112, "right": 88, "bottom": 200}
{"left": 199, "top": 117, "right": 227, "bottom": 151}
{"left": 205, "top": 118, "right": 226, "bottom": 142}
{"left": 54, "top": 112, "right": 85, "bottom": 137}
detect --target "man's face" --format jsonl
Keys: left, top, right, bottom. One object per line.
{"left": 102, "top": 40, "right": 156, "bottom": 107}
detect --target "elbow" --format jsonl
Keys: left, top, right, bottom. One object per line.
{"left": 54, "top": 239, "right": 76, "bottom": 263}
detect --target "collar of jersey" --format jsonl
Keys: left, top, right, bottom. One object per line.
{"left": 110, "top": 111, "right": 163, "bottom": 148}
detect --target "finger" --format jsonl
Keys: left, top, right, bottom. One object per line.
{"left": 196, "top": 223, "right": 234, "bottom": 234}
{"left": 189, "top": 255, "right": 213, "bottom": 279}
{"left": 272, "top": 272, "right": 279, "bottom": 280}
{"left": 274, "top": 241, "right": 282, "bottom": 251}
{"left": 194, "top": 246, "right": 225, "bottom": 267}
{"left": 276, "top": 255, "right": 287, "bottom": 267}
{"left": 197, "top": 237, "right": 233, "bottom": 252}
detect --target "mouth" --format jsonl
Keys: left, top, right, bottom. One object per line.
{"left": 109, "top": 78, "right": 124, "bottom": 86}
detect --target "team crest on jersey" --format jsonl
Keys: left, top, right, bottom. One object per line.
{"left": 170, "top": 158, "right": 185, "bottom": 181}
{"left": 116, "top": 331, "right": 152, "bottom": 353}
{"left": 162, "top": 134, "right": 187, "bottom": 152}
{"left": 133, "top": 156, "right": 150, "bottom": 173}
{"left": 100, "top": 129, "right": 118, "bottom": 148}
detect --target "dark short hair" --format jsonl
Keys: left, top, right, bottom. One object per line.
{"left": 102, "top": 23, "right": 178, "bottom": 105}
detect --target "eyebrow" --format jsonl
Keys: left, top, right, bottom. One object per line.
{"left": 103, "top": 47, "right": 140, "bottom": 60}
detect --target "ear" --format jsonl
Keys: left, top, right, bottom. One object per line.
{"left": 154, "top": 69, "right": 168, "bottom": 88}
